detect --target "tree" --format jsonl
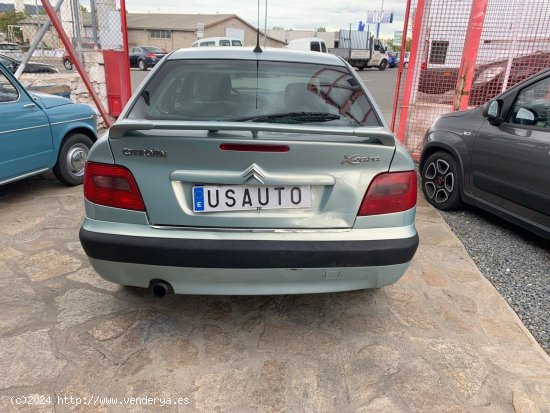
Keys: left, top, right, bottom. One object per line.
{"left": 316, "top": 27, "right": 326, "bottom": 32}
{"left": 0, "top": 10, "right": 27, "bottom": 43}
{"left": 0, "top": 10, "right": 27, "bottom": 33}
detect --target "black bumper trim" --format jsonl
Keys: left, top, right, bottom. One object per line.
{"left": 79, "top": 228, "right": 419, "bottom": 269}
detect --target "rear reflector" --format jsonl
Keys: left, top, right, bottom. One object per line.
{"left": 358, "top": 171, "right": 417, "bottom": 216}
{"left": 219, "top": 143, "right": 289, "bottom": 152}
{"left": 84, "top": 162, "right": 145, "bottom": 211}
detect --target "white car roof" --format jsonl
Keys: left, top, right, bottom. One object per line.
{"left": 169, "top": 47, "right": 345, "bottom": 66}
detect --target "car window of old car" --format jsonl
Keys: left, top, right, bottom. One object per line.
{"left": 219, "top": 40, "right": 231, "bottom": 46}
{"left": 0, "top": 70, "right": 19, "bottom": 102}
{"left": 509, "top": 77, "right": 550, "bottom": 129}
{"left": 127, "top": 59, "right": 381, "bottom": 127}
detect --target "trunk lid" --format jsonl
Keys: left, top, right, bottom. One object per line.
{"left": 108, "top": 123, "right": 396, "bottom": 229}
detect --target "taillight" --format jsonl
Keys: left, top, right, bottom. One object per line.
{"left": 358, "top": 171, "right": 417, "bottom": 216}
{"left": 146, "top": 52, "right": 155, "bottom": 58}
{"left": 84, "top": 162, "right": 145, "bottom": 211}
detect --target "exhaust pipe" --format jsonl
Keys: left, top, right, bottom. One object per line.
{"left": 150, "top": 280, "right": 172, "bottom": 298}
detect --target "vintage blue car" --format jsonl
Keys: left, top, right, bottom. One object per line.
{"left": 0, "top": 63, "right": 97, "bottom": 186}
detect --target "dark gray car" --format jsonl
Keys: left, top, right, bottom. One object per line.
{"left": 0, "top": 53, "right": 58, "bottom": 74}
{"left": 420, "top": 68, "right": 550, "bottom": 240}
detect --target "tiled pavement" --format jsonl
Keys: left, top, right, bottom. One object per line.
{"left": 0, "top": 176, "right": 549, "bottom": 412}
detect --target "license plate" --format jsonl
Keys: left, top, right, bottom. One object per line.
{"left": 193, "top": 185, "right": 311, "bottom": 212}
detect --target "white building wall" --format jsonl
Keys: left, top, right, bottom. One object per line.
{"left": 268, "top": 29, "right": 335, "bottom": 48}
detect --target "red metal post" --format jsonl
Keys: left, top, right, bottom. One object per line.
{"left": 390, "top": 0, "right": 412, "bottom": 133}
{"left": 454, "top": 0, "right": 489, "bottom": 111}
{"left": 396, "top": 0, "right": 426, "bottom": 142}
{"left": 119, "top": 0, "right": 132, "bottom": 105}
{"left": 40, "top": 0, "right": 111, "bottom": 127}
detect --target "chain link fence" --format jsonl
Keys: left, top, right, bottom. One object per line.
{"left": 392, "top": 0, "right": 550, "bottom": 158}
{"left": 2, "top": 0, "right": 123, "bottom": 74}
{"left": 0, "top": 0, "right": 130, "bottom": 127}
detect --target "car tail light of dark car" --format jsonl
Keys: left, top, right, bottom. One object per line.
{"left": 358, "top": 171, "right": 417, "bottom": 216}
{"left": 146, "top": 52, "right": 156, "bottom": 58}
{"left": 84, "top": 162, "right": 145, "bottom": 211}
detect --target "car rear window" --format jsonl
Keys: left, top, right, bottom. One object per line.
{"left": 232, "top": 40, "right": 242, "bottom": 46}
{"left": 127, "top": 59, "right": 381, "bottom": 127}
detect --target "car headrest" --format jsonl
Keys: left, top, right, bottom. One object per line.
{"left": 284, "top": 82, "right": 320, "bottom": 108}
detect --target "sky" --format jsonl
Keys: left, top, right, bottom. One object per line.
{"left": 124, "top": 0, "right": 407, "bottom": 38}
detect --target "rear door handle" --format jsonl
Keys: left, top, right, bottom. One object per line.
{"left": 23, "top": 103, "right": 36, "bottom": 109}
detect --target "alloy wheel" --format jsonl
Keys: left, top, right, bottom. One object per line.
{"left": 424, "top": 159, "right": 454, "bottom": 204}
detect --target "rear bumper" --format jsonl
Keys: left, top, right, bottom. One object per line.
{"left": 80, "top": 227, "right": 418, "bottom": 269}
{"left": 87, "top": 258, "right": 412, "bottom": 295}
{"left": 79, "top": 220, "right": 418, "bottom": 294}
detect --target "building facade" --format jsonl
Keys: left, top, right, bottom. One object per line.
{"left": 127, "top": 14, "right": 287, "bottom": 50}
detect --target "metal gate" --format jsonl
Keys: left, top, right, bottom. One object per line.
{"left": 391, "top": 0, "right": 550, "bottom": 158}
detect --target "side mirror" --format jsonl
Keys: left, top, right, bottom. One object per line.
{"left": 482, "top": 99, "right": 503, "bottom": 125}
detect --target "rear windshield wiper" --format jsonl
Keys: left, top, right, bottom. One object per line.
{"left": 231, "top": 112, "right": 342, "bottom": 124}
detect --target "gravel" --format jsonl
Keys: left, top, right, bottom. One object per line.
{"left": 439, "top": 206, "right": 550, "bottom": 353}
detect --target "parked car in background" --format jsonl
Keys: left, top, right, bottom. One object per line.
{"left": 420, "top": 68, "right": 550, "bottom": 240}
{"left": 388, "top": 51, "right": 398, "bottom": 68}
{"left": 0, "top": 62, "right": 97, "bottom": 186}
{"left": 79, "top": 47, "right": 419, "bottom": 297}
{"left": 62, "top": 42, "right": 95, "bottom": 71}
{"left": 286, "top": 38, "right": 327, "bottom": 53}
{"left": 418, "top": 52, "right": 550, "bottom": 106}
{"left": 0, "top": 42, "right": 23, "bottom": 59}
{"left": 191, "top": 37, "right": 243, "bottom": 47}
{"left": 392, "top": 52, "right": 409, "bottom": 68}
{"left": 0, "top": 53, "right": 58, "bottom": 74}
{"left": 129, "top": 46, "right": 167, "bottom": 71}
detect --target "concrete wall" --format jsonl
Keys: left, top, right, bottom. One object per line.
{"left": 20, "top": 24, "right": 62, "bottom": 49}
{"left": 128, "top": 17, "right": 285, "bottom": 50}
{"left": 19, "top": 51, "right": 112, "bottom": 128}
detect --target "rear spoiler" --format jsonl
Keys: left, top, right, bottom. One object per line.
{"left": 108, "top": 120, "right": 396, "bottom": 147}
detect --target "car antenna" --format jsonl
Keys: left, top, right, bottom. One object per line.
{"left": 253, "top": 0, "right": 263, "bottom": 53}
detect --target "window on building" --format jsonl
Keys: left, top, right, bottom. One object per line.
{"left": 150, "top": 30, "right": 171, "bottom": 39}
{"left": 429, "top": 41, "right": 449, "bottom": 64}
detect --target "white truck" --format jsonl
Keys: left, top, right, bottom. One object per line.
{"left": 328, "top": 30, "right": 389, "bottom": 71}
